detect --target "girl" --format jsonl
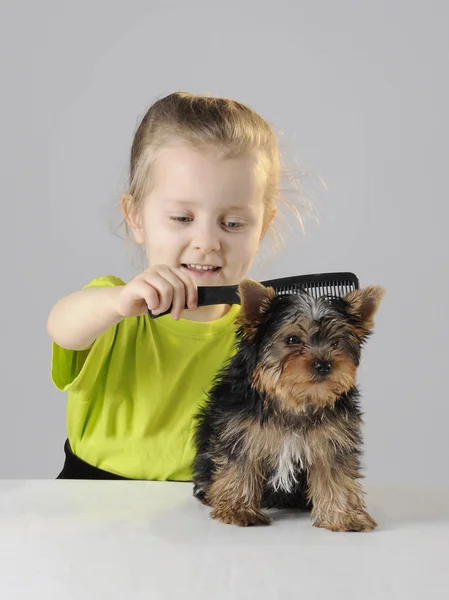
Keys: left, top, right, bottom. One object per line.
{"left": 47, "top": 91, "right": 302, "bottom": 480}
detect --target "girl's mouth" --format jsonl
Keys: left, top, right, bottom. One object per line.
{"left": 181, "top": 264, "right": 222, "bottom": 278}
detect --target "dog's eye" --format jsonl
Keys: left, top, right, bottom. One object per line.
{"left": 331, "top": 339, "right": 340, "bottom": 348}
{"left": 287, "top": 335, "right": 302, "bottom": 345}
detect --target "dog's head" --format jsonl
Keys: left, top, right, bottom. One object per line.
{"left": 236, "top": 280, "right": 385, "bottom": 412}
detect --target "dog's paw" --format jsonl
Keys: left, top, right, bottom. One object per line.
{"left": 210, "top": 506, "right": 271, "bottom": 527}
{"left": 313, "top": 510, "right": 377, "bottom": 532}
{"left": 192, "top": 484, "right": 211, "bottom": 506}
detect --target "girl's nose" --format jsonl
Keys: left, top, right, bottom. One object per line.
{"left": 193, "top": 229, "right": 221, "bottom": 254}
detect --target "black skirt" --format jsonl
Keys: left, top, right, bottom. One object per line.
{"left": 57, "top": 439, "right": 131, "bottom": 480}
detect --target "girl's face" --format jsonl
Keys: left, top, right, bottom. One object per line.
{"left": 129, "top": 144, "right": 268, "bottom": 304}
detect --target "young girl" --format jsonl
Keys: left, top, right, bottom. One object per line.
{"left": 47, "top": 91, "right": 300, "bottom": 480}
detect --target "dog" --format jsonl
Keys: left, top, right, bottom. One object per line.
{"left": 192, "top": 279, "right": 384, "bottom": 531}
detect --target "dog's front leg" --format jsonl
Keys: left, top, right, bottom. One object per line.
{"left": 206, "top": 460, "right": 270, "bottom": 526}
{"left": 307, "top": 447, "right": 377, "bottom": 532}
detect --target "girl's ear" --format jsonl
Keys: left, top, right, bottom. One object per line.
{"left": 260, "top": 207, "right": 276, "bottom": 241}
{"left": 120, "top": 194, "right": 145, "bottom": 244}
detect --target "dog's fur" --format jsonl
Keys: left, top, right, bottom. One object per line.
{"left": 192, "top": 279, "right": 384, "bottom": 531}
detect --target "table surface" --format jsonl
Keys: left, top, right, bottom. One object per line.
{"left": 0, "top": 480, "right": 448, "bottom": 600}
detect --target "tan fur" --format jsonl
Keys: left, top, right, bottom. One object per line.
{"left": 254, "top": 353, "right": 357, "bottom": 412}
{"left": 219, "top": 418, "right": 298, "bottom": 473}
{"left": 206, "top": 461, "right": 270, "bottom": 526}
{"left": 344, "top": 286, "right": 385, "bottom": 336}
{"left": 305, "top": 423, "right": 377, "bottom": 532}
{"left": 236, "top": 279, "right": 276, "bottom": 340}
{"left": 208, "top": 414, "right": 377, "bottom": 530}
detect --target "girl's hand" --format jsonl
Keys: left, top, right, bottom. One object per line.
{"left": 115, "top": 265, "right": 197, "bottom": 319}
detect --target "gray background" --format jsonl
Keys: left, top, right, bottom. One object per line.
{"left": 1, "top": 0, "right": 447, "bottom": 483}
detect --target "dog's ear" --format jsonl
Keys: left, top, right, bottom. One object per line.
{"left": 236, "top": 279, "right": 276, "bottom": 332}
{"left": 344, "top": 286, "right": 385, "bottom": 330}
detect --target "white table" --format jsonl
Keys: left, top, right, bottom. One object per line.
{"left": 0, "top": 480, "right": 448, "bottom": 599}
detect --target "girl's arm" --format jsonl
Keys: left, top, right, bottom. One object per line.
{"left": 47, "top": 286, "right": 124, "bottom": 351}
{"left": 47, "top": 265, "right": 197, "bottom": 350}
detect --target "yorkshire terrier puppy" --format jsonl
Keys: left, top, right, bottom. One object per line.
{"left": 192, "top": 279, "right": 385, "bottom": 531}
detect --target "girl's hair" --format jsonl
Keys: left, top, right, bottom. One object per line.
{"left": 118, "top": 91, "right": 318, "bottom": 265}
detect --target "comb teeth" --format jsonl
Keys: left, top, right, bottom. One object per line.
{"left": 148, "top": 272, "right": 359, "bottom": 318}
{"left": 274, "top": 279, "right": 358, "bottom": 299}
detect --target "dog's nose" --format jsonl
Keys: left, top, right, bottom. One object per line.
{"left": 312, "top": 360, "right": 332, "bottom": 376}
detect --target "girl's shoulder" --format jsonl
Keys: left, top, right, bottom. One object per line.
{"left": 83, "top": 275, "right": 127, "bottom": 289}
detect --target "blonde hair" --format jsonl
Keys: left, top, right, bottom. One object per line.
{"left": 118, "top": 91, "right": 318, "bottom": 266}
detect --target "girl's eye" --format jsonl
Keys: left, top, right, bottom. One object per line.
{"left": 287, "top": 335, "right": 302, "bottom": 346}
{"left": 225, "top": 221, "right": 245, "bottom": 230}
{"left": 169, "top": 217, "right": 245, "bottom": 230}
{"left": 170, "top": 216, "right": 192, "bottom": 223}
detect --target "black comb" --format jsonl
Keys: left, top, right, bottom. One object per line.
{"left": 148, "top": 272, "right": 359, "bottom": 319}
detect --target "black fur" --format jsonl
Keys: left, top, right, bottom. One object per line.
{"left": 191, "top": 291, "right": 366, "bottom": 511}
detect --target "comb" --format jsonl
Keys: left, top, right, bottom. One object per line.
{"left": 148, "top": 271, "right": 359, "bottom": 319}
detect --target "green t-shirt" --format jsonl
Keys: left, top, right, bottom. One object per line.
{"left": 51, "top": 275, "right": 241, "bottom": 480}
